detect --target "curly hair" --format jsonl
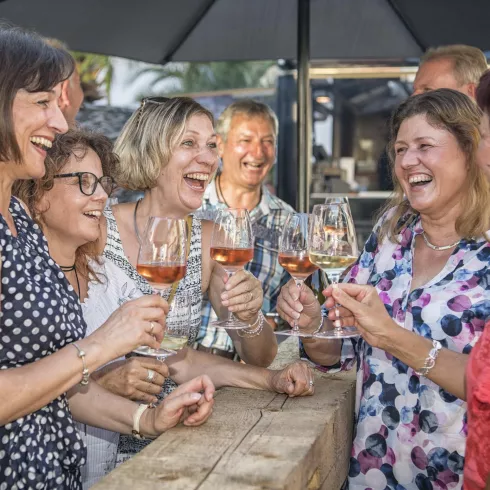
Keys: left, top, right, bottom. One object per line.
{"left": 13, "top": 128, "right": 119, "bottom": 283}
{"left": 380, "top": 88, "right": 489, "bottom": 243}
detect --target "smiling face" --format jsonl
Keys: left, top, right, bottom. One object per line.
{"left": 476, "top": 112, "right": 490, "bottom": 180}
{"left": 156, "top": 113, "right": 218, "bottom": 215}
{"left": 38, "top": 147, "right": 108, "bottom": 249}
{"left": 9, "top": 84, "right": 68, "bottom": 179}
{"left": 394, "top": 114, "right": 469, "bottom": 217}
{"left": 219, "top": 114, "right": 276, "bottom": 189}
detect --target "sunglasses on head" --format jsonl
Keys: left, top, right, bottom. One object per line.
{"left": 53, "top": 172, "right": 116, "bottom": 197}
{"left": 135, "top": 96, "right": 170, "bottom": 129}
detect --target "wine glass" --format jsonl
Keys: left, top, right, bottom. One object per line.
{"left": 210, "top": 208, "right": 254, "bottom": 329}
{"left": 134, "top": 217, "right": 187, "bottom": 359}
{"left": 276, "top": 213, "right": 319, "bottom": 337}
{"left": 160, "top": 293, "right": 192, "bottom": 351}
{"left": 309, "top": 203, "right": 360, "bottom": 339}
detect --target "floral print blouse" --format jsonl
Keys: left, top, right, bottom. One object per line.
{"left": 302, "top": 210, "right": 490, "bottom": 490}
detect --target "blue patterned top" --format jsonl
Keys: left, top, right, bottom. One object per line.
{"left": 302, "top": 209, "right": 490, "bottom": 490}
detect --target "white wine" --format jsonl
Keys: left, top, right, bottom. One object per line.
{"left": 309, "top": 253, "right": 357, "bottom": 279}
{"left": 160, "top": 334, "right": 188, "bottom": 351}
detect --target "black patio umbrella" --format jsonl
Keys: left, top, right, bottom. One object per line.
{"left": 1, "top": 0, "right": 490, "bottom": 210}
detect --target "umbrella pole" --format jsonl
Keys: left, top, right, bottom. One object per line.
{"left": 296, "top": 0, "right": 310, "bottom": 212}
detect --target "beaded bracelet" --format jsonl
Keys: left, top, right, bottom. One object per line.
{"left": 237, "top": 311, "right": 265, "bottom": 338}
{"left": 72, "top": 342, "right": 90, "bottom": 386}
{"left": 415, "top": 340, "right": 442, "bottom": 377}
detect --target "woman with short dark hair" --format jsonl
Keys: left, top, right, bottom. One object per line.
{"left": 0, "top": 26, "right": 214, "bottom": 489}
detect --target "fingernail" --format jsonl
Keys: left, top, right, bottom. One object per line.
{"left": 191, "top": 393, "right": 201, "bottom": 401}
{"left": 297, "top": 304, "right": 303, "bottom": 312}
{"left": 221, "top": 293, "right": 228, "bottom": 300}
{"left": 293, "top": 311, "right": 300, "bottom": 320}
{"left": 332, "top": 283, "right": 339, "bottom": 289}
{"left": 222, "top": 300, "right": 229, "bottom": 306}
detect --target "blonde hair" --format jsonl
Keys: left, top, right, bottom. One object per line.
{"left": 381, "top": 88, "right": 490, "bottom": 243}
{"left": 421, "top": 45, "right": 487, "bottom": 86}
{"left": 216, "top": 99, "right": 278, "bottom": 142}
{"left": 114, "top": 97, "right": 214, "bottom": 191}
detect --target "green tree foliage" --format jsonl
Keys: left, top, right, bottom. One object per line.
{"left": 132, "top": 60, "right": 275, "bottom": 98}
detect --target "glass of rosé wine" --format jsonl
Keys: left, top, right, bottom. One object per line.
{"left": 134, "top": 216, "right": 187, "bottom": 359}
{"left": 210, "top": 208, "right": 255, "bottom": 329}
{"left": 276, "top": 213, "right": 319, "bottom": 337}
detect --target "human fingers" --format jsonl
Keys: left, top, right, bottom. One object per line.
{"left": 286, "top": 364, "right": 308, "bottom": 397}
{"left": 221, "top": 274, "right": 260, "bottom": 302}
{"left": 134, "top": 379, "right": 164, "bottom": 397}
{"left": 326, "top": 306, "right": 354, "bottom": 321}
{"left": 125, "top": 294, "right": 170, "bottom": 314}
{"left": 139, "top": 358, "right": 170, "bottom": 378}
{"left": 223, "top": 269, "right": 254, "bottom": 291}
{"left": 183, "top": 399, "right": 215, "bottom": 426}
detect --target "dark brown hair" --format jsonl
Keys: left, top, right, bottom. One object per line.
{"left": 381, "top": 88, "right": 489, "bottom": 242}
{"left": 13, "top": 129, "right": 119, "bottom": 283}
{"left": 476, "top": 69, "right": 490, "bottom": 114}
{"left": 0, "top": 24, "right": 75, "bottom": 163}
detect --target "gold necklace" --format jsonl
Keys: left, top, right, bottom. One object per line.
{"left": 422, "top": 232, "right": 460, "bottom": 251}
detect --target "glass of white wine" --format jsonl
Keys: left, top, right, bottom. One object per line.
{"left": 160, "top": 293, "right": 192, "bottom": 352}
{"left": 309, "top": 203, "right": 360, "bottom": 339}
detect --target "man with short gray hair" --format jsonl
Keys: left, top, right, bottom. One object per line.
{"left": 413, "top": 44, "right": 487, "bottom": 98}
{"left": 195, "top": 99, "right": 294, "bottom": 360}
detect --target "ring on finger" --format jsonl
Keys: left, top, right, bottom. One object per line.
{"left": 149, "top": 322, "right": 155, "bottom": 335}
{"left": 248, "top": 291, "right": 254, "bottom": 303}
{"left": 309, "top": 379, "right": 314, "bottom": 388}
{"left": 146, "top": 369, "right": 156, "bottom": 383}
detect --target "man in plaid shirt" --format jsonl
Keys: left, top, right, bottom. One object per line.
{"left": 194, "top": 100, "right": 294, "bottom": 360}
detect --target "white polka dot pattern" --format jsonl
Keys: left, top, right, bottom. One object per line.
{"left": 0, "top": 198, "right": 86, "bottom": 488}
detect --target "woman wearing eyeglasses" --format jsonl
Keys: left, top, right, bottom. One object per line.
{"left": 15, "top": 127, "right": 315, "bottom": 487}
{"left": 1, "top": 27, "right": 215, "bottom": 489}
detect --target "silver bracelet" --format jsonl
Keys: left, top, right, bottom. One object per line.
{"left": 237, "top": 311, "right": 265, "bottom": 338}
{"left": 72, "top": 342, "right": 90, "bottom": 386}
{"left": 415, "top": 340, "right": 442, "bottom": 377}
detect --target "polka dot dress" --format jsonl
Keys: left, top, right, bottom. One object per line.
{"left": 0, "top": 197, "right": 87, "bottom": 489}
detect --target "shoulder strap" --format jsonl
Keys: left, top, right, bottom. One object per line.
{"left": 167, "top": 215, "right": 193, "bottom": 306}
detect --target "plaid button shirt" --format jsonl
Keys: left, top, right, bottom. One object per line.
{"left": 194, "top": 178, "right": 294, "bottom": 352}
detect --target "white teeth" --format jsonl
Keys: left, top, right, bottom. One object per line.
{"left": 184, "top": 173, "right": 209, "bottom": 181}
{"left": 84, "top": 211, "right": 101, "bottom": 218}
{"left": 29, "top": 137, "right": 52, "bottom": 149}
{"left": 245, "top": 162, "right": 262, "bottom": 168}
{"left": 408, "top": 175, "right": 433, "bottom": 184}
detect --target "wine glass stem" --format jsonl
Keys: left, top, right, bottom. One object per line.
{"left": 225, "top": 271, "right": 235, "bottom": 322}
{"left": 293, "top": 279, "right": 304, "bottom": 332}
{"left": 330, "top": 279, "right": 343, "bottom": 335}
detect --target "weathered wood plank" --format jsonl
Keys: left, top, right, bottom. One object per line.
{"left": 93, "top": 338, "right": 356, "bottom": 490}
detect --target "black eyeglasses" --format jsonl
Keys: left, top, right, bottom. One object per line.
{"left": 53, "top": 172, "right": 116, "bottom": 197}
{"left": 136, "top": 96, "right": 170, "bottom": 129}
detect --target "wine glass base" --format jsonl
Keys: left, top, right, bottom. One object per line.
{"left": 313, "top": 326, "right": 360, "bottom": 339}
{"left": 132, "top": 346, "right": 177, "bottom": 360}
{"left": 275, "top": 329, "right": 314, "bottom": 338}
{"left": 210, "top": 319, "right": 250, "bottom": 330}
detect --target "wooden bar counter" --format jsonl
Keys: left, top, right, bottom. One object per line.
{"left": 93, "top": 338, "right": 356, "bottom": 490}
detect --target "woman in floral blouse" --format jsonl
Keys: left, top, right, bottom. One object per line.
{"left": 277, "top": 89, "right": 490, "bottom": 490}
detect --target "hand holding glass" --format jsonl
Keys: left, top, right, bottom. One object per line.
{"left": 309, "top": 203, "right": 360, "bottom": 339}
{"left": 135, "top": 217, "right": 187, "bottom": 359}
{"left": 210, "top": 208, "right": 254, "bottom": 329}
{"left": 276, "top": 213, "right": 319, "bottom": 337}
